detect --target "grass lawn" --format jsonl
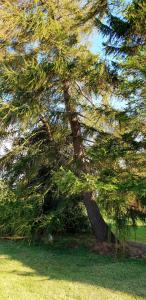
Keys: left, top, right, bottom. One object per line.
{"left": 129, "top": 226, "right": 146, "bottom": 243}
{"left": 0, "top": 236, "right": 146, "bottom": 300}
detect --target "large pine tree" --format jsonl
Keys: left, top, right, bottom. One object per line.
{"left": 0, "top": 0, "right": 117, "bottom": 242}
{"left": 0, "top": 0, "right": 145, "bottom": 242}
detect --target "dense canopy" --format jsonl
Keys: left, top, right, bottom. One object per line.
{"left": 0, "top": 0, "right": 145, "bottom": 242}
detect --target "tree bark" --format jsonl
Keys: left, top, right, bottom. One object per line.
{"left": 63, "top": 81, "right": 116, "bottom": 243}
{"left": 83, "top": 191, "right": 115, "bottom": 242}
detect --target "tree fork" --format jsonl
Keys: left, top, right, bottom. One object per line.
{"left": 63, "top": 81, "right": 116, "bottom": 243}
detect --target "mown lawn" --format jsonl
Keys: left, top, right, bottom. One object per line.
{"left": 0, "top": 233, "right": 146, "bottom": 300}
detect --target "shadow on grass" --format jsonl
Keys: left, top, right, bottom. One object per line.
{"left": 0, "top": 239, "right": 146, "bottom": 299}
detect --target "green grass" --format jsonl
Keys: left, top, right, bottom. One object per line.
{"left": 0, "top": 239, "right": 146, "bottom": 300}
{"left": 109, "top": 223, "right": 146, "bottom": 243}
{"left": 129, "top": 226, "right": 146, "bottom": 243}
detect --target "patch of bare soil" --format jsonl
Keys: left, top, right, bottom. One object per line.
{"left": 91, "top": 241, "right": 146, "bottom": 259}
{"left": 0, "top": 236, "right": 27, "bottom": 240}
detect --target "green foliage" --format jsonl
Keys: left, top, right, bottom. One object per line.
{"left": 36, "top": 200, "right": 89, "bottom": 235}
{"left": 0, "top": 180, "right": 89, "bottom": 237}
{"left": 53, "top": 167, "right": 118, "bottom": 196}
{"left": 0, "top": 181, "right": 42, "bottom": 236}
{"left": 0, "top": 0, "right": 145, "bottom": 242}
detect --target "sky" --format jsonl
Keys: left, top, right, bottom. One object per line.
{"left": 87, "top": 0, "right": 132, "bottom": 110}
{"left": 89, "top": 0, "right": 132, "bottom": 56}
{"left": 87, "top": 31, "right": 128, "bottom": 110}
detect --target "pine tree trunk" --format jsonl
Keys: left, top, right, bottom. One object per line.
{"left": 83, "top": 191, "right": 115, "bottom": 242}
{"left": 63, "top": 81, "right": 116, "bottom": 243}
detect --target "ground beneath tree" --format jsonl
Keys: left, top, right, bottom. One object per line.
{"left": 51, "top": 233, "right": 146, "bottom": 259}
{"left": 91, "top": 241, "right": 146, "bottom": 259}
{"left": 1, "top": 234, "right": 146, "bottom": 259}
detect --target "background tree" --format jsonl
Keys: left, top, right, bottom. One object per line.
{"left": 94, "top": 0, "right": 146, "bottom": 226}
